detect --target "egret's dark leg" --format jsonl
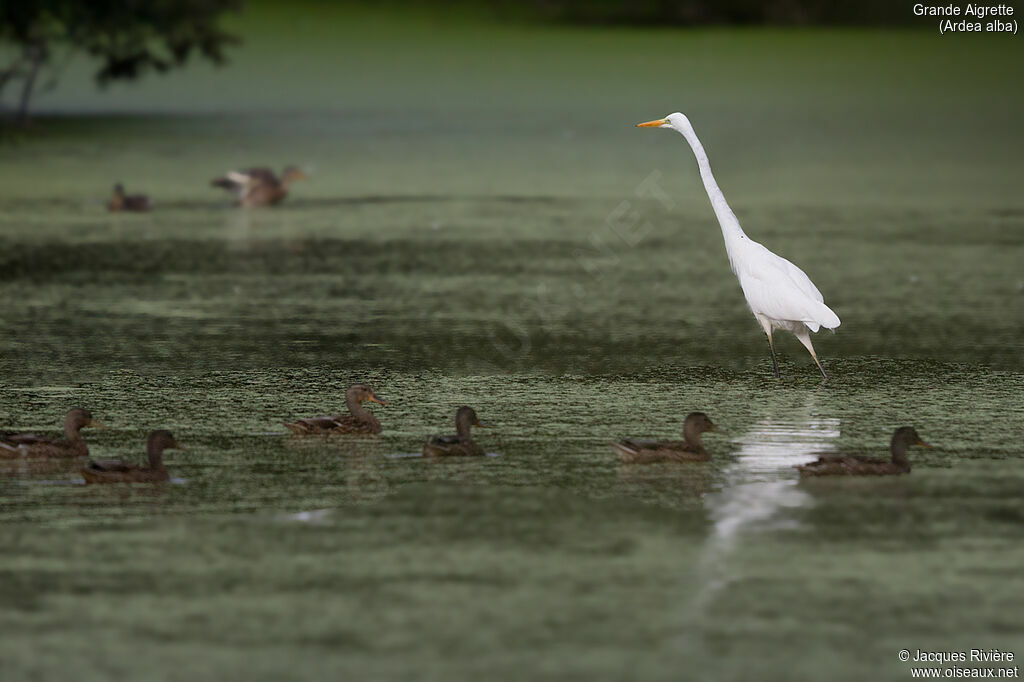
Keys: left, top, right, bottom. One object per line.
{"left": 813, "top": 355, "right": 829, "bottom": 382}
{"left": 767, "top": 332, "right": 780, "bottom": 379}
{"left": 756, "top": 316, "right": 780, "bottom": 379}
{"left": 795, "top": 328, "right": 829, "bottom": 383}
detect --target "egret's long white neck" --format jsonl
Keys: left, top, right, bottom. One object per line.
{"left": 672, "top": 118, "right": 748, "bottom": 259}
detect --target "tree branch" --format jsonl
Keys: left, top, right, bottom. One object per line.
{"left": 0, "top": 53, "right": 26, "bottom": 101}
{"left": 16, "top": 42, "right": 47, "bottom": 124}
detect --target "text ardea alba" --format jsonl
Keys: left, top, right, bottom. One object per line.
{"left": 637, "top": 112, "right": 840, "bottom": 380}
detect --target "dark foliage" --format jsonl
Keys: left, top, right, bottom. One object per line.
{"left": 499, "top": 0, "right": 909, "bottom": 26}
{"left": 0, "top": 0, "right": 241, "bottom": 122}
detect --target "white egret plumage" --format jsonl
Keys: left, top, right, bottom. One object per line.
{"left": 637, "top": 112, "right": 840, "bottom": 380}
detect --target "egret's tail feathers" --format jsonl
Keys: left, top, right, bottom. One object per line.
{"left": 819, "top": 304, "right": 841, "bottom": 330}
{"left": 805, "top": 302, "right": 840, "bottom": 333}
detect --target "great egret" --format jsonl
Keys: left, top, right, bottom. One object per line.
{"left": 637, "top": 112, "right": 840, "bottom": 380}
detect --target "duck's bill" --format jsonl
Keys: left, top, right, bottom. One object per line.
{"left": 636, "top": 118, "right": 668, "bottom": 128}
{"left": 88, "top": 419, "right": 107, "bottom": 429}
{"left": 369, "top": 395, "right": 389, "bottom": 406}
{"left": 917, "top": 439, "right": 933, "bottom": 449}
{"left": 475, "top": 420, "right": 487, "bottom": 428}
{"left": 173, "top": 441, "right": 186, "bottom": 451}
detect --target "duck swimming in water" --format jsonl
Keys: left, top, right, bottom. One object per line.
{"left": 81, "top": 430, "right": 183, "bottom": 484}
{"left": 211, "top": 165, "right": 307, "bottom": 207}
{"left": 797, "top": 426, "right": 931, "bottom": 477}
{"left": 0, "top": 408, "right": 104, "bottom": 459}
{"left": 107, "top": 183, "right": 152, "bottom": 212}
{"left": 611, "top": 412, "right": 719, "bottom": 463}
{"left": 283, "top": 383, "right": 388, "bottom": 435}
{"left": 422, "top": 406, "right": 486, "bottom": 457}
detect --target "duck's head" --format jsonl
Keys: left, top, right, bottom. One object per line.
{"left": 456, "top": 406, "right": 486, "bottom": 429}
{"left": 148, "top": 429, "right": 184, "bottom": 452}
{"left": 112, "top": 183, "right": 125, "bottom": 196}
{"left": 281, "top": 166, "right": 308, "bottom": 183}
{"left": 893, "top": 426, "right": 931, "bottom": 450}
{"left": 684, "top": 412, "right": 717, "bottom": 434}
{"left": 347, "top": 383, "right": 388, "bottom": 406}
{"left": 67, "top": 407, "right": 105, "bottom": 431}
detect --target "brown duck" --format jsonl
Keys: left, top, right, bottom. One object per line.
{"left": 211, "top": 165, "right": 307, "bottom": 207}
{"left": 611, "top": 412, "right": 719, "bottom": 463}
{"left": 81, "top": 430, "right": 183, "bottom": 484}
{"left": 422, "top": 406, "right": 486, "bottom": 457}
{"left": 283, "top": 383, "right": 388, "bottom": 435}
{"left": 797, "top": 426, "right": 931, "bottom": 477}
{"left": 107, "top": 183, "right": 152, "bottom": 212}
{"left": 0, "top": 408, "right": 105, "bottom": 459}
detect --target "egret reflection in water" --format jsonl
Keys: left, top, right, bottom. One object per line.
{"left": 677, "top": 408, "right": 840, "bottom": 627}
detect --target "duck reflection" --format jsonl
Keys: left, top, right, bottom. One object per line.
{"left": 615, "top": 460, "right": 714, "bottom": 501}
{"left": 0, "top": 457, "right": 82, "bottom": 479}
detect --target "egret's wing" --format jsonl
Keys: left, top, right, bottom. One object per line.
{"left": 743, "top": 241, "right": 823, "bottom": 302}
{"left": 738, "top": 268, "right": 839, "bottom": 331}
{"left": 778, "top": 255, "right": 824, "bottom": 303}
{"left": 736, "top": 244, "right": 840, "bottom": 330}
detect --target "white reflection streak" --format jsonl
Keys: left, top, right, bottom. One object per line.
{"left": 682, "top": 414, "right": 840, "bottom": 620}
{"left": 277, "top": 508, "right": 332, "bottom": 524}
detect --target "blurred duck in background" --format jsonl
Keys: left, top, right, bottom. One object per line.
{"left": 211, "top": 165, "right": 308, "bottom": 207}
{"left": 107, "top": 183, "right": 152, "bottom": 212}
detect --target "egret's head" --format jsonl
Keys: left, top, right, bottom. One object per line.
{"left": 636, "top": 112, "right": 688, "bottom": 131}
